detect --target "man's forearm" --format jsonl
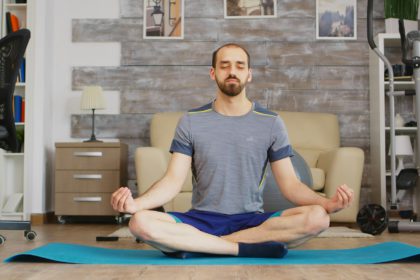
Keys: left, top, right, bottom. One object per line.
{"left": 283, "top": 181, "right": 329, "bottom": 209}
{"left": 133, "top": 176, "right": 182, "bottom": 212}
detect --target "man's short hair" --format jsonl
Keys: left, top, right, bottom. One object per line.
{"left": 211, "top": 43, "right": 251, "bottom": 68}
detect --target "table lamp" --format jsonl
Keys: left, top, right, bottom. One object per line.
{"left": 80, "top": 86, "right": 105, "bottom": 142}
{"left": 389, "top": 135, "right": 414, "bottom": 175}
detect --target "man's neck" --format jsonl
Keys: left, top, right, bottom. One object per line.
{"left": 213, "top": 92, "right": 253, "bottom": 117}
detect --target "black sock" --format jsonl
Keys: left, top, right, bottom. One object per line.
{"left": 161, "top": 250, "right": 214, "bottom": 259}
{"left": 161, "top": 241, "right": 288, "bottom": 259}
{"left": 238, "top": 241, "right": 288, "bottom": 258}
{"left": 161, "top": 251, "right": 190, "bottom": 259}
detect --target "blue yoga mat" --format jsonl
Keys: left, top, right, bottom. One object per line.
{"left": 4, "top": 241, "right": 420, "bottom": 265}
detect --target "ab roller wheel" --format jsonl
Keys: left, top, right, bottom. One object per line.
{"left": 357, "top": 204, "right": 388, "bottom": 235}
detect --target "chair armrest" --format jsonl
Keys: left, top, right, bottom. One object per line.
{"left": 317, "top": 147, "right": 365, "bottom": 222}
{"left": 135, "top": 147, "right": 168, "bottom": 195}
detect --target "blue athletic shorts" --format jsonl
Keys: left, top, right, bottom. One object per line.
{"left": 167, "top": 209, "right": 283, "bottom": 236}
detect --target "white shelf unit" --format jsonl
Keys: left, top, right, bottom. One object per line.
{"left": 0, "top": 0, "right": 28, "bottom": 221}
{"left": 369, "top": 33, "right": 420, "bottom": 214}
{"left": 0, "top": 149, "right": 24, "bottom": 220}
{"left": 2, "top": 0, "right": 27, "bottom": 120}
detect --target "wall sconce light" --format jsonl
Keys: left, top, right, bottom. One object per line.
{"left": 151, "top": 0, "right": 164, "bottom": 26}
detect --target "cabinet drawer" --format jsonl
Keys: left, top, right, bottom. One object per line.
{"left": 55, "top": 170, "right": 120, "bottom": 193}
{"left": 55, "top": 193, "right": 116, "bottom": 216}
{"left": 56, "top": 148, "right": 121, "bottom": 170}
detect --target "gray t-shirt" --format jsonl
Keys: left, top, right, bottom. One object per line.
{"left": 170, "top": 101, "right": 293, "bottom": 214}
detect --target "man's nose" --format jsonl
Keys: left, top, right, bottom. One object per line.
{"left": 228, "top": 66, "right": 238, "bottom": 76}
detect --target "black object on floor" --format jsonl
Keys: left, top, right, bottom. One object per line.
{"left": 96, "top": 236, "right": 119, "bottom": 242}
{"left": 357, "top": 204, "right": 388, "bottom": 235}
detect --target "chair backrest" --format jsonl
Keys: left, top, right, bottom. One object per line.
{"left": 0, "top": 29, "right": 30, "bottom": 152}
{"left": 277, "top": 111, "right": 340, "bottom": 167}
{"left": 150, "top": 111, "right": 184, "bottom": 152}
{"left": 149, "top": 112, "right": 192, "bottom": 192}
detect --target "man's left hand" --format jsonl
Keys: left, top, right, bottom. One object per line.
{"left": 325, "top": 184, "right": 354, "bottom": 214}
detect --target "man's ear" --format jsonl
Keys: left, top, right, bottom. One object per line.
{"left": 247, "top": 68, "right": 252, "bottom": 82}
{"left": 210, "top": 67, "right": 216, "bottom": 80}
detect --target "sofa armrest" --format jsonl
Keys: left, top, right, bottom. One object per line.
{"left": 317, "top": 147, "right": 365, "bottom": 222}
{"left": 135, "top": 147, "right": 168, "bottom": 195}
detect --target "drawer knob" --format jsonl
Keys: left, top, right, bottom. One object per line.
{"left": 73, "top": 197, "right": 102, "bottom": 202}
{"left": 73, "top": 174, "right": 102, "bottom": 180}
{"left": 73, "top": 152, "right": 103, "bottom": 157}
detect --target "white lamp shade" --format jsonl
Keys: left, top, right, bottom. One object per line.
{"left": 80, "top": 86, "right": 106, "bottom": 110}
{"left": 388, "top": 135, "right": 414, "bottom": 156}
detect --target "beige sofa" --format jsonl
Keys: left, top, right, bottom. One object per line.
{"left": 135, "top": 111, "right": 364, "bottom": 222}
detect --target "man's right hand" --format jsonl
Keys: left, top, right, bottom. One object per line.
{"left": 111, "top": 187, "right": 138, "bottom": 214}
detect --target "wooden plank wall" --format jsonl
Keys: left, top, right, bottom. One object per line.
{"left": 71, "top": 0, "right": 386, "bottom": 202}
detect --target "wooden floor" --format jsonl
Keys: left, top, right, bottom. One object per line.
{"left": 1, "top": 223, "right": 420, "bottom": 279}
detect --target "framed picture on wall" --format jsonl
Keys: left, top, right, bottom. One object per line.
{"left": 224, "top": 0, "right": 277, "bottom": 19}
{"left": 143, "top": 0, "right": 184, "bottom": 39}
{"left": 316, "top": 0, "right": 357, "bottom": 40}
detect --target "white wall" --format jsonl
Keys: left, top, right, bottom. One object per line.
{"left": 27, "top": 0, "right": 121, "bottom": 214}
{"left": 51, "top": 0, "right": 121, "bottom": 142}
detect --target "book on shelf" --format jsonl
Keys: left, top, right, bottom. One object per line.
{"left": 5, "top": 11, "right": 21, "bottom": 35}
{"left": 10, "top": 14, "right": 20, "bottom": 32}
{"left": 21, "top": 98, "right": 25, "bottom": 122}
{"left": 13, "top": 95, "right": 22, "bottom": 123}
{"left": 18, "top": 57, "right": 25, "bottom": 83}
{"left": 13, "top": 95, "right": 25, "bottom": 124}
{"left": 5, "top": 12, "right": 12, "bottom": 34}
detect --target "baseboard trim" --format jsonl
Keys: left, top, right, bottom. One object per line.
{"left": 31, "top": 212, "right": 55, "bottom": 225}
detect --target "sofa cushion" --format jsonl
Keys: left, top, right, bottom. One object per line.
{"left": 295, "top": 148, "right": 322, "bottom": 168}
{"left": 277, "top": 111, "right": 340, "bottom": 151}
{"left": 172, "top": 192, "right": 192, "bottom": 212}
{"left": 310, "top": 168, "right": 325, "bottom": 191}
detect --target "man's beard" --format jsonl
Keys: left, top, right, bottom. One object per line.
{"left": 215, "top": 74, "right": 248, "bottom": 97}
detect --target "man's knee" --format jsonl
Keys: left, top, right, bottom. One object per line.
{"left": 304, "top": 205, "right": 330, "bottom": 235}
{"left": 129, "top": 210, "right": 156, "bottom": 241}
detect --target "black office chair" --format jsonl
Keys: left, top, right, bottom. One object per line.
{"left": 0, "top": 29, "right": 36, "bottom": 245}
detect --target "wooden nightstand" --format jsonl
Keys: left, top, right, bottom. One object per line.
{"left": 54, "top": 142, "right": 128, "bottom": 223}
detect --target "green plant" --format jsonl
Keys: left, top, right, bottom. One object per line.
{"left": 385, "top": 0, "right": 420, "bottom": 20}
{"left": 16, "top": 126, "right": 24, "bottom": 151}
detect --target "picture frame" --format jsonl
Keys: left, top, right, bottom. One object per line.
{"left": 143, "top": 0, "right": 184, "bottom": 39}
{"left": 316, "top": 0, "right": 357, "bottom": 40}
{"left": 224, "top": 0, "right": 277, "bottom": 19}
